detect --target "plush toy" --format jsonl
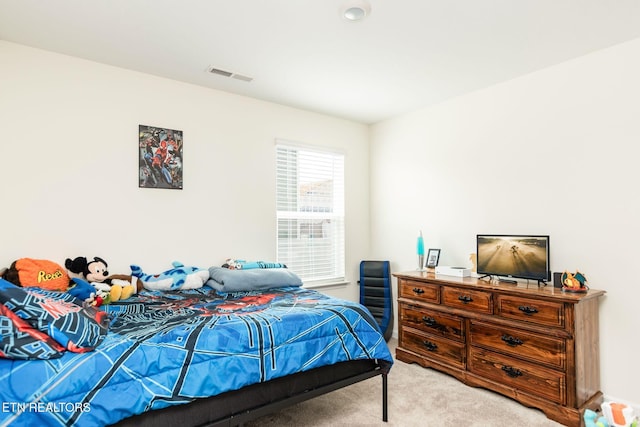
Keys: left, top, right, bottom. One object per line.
{"left": 1, "top": 259, "right": 106, "bottom": 306}
{"left": 222, "top": 258, "right": 288, "bottom": 270}
{"left": 65, "top": 257, "right": 137, "bottom": 304}
{"left": 2, "top": 258, "right": 70, "bottom": 291}
{"left": 131, "top": 261, "right": 209, "bottom": 291}
{"left": 67, "top": 277, "right": 106, "bottom": 306}
{"left": 602, "top": 402, "right": 637, "bottom": 427}
{"left": 584, "top": 409, "right": 609, "bottom": 427}
{"left": 65, "top": 256, "right": 109, "bottom": 282}
{"left": 105, "top": 274, "right": 143, "bottom": 295}
{"left": 222, "top": 258, "right": 241, "bottom": 270}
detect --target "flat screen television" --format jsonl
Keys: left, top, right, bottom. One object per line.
{"left": 476, "top": 234, "right": 550, "bottom": 284}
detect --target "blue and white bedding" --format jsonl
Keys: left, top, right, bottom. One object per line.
{"left": 0, "top": 285, "right": 393, "bottom": 427}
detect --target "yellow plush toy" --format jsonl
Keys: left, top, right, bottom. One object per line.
{"left": 104, "top": 274, "right": 142, "bottom": 301}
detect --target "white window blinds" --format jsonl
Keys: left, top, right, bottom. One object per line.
{"left": 276, "top": 143, "right": 345, "bottom": 285}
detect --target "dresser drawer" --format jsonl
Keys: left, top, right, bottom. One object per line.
{"left": 442, "top": 286, "right": 493, "bottom": 314}
{"left": 399, "top": 279, "right": 440, "bottom": 304}
{"left": 496, "top": 295, "right": 564, "bottom": 328}
{"left": 469, "top": 321, "right": 566, "bottom": 369}
{"left": 400, "top": 305, "right": 464, "bottom": 342}
{"left": 402, "top": 327, "right": 465, "bottom": 368}
{"left": 468, "top": 347, "right": 566, "bottom": 405}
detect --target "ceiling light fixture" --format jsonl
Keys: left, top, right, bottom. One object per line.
{"left": 341, "top": 0, "right": 371, "bottom": 22}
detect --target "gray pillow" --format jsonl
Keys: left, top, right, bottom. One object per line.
{"left": 207, "top": 267, "right": 303, "bottom": 292}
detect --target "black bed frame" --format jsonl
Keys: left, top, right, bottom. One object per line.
{"left": 111, "top": 359, "right": 390, "bottom": 427}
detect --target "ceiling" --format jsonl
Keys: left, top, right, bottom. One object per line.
{"left": 1, "top": 1, "right": 640, "bottom": 124}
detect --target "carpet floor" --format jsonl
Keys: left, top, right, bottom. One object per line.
{"left": 245, "top": 338, "right": 563, "bottom": 426}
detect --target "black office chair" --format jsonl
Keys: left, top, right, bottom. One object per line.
{"left": 359, "top": 260, "right": 393, "bottom": 342}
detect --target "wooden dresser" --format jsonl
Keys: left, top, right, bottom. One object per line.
{"left": 395, "top": 271, "right": 605, "bottom": 427}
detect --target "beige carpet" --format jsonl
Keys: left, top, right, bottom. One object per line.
{"left": 245, "top": 339, "right": 563, "bottom": 426}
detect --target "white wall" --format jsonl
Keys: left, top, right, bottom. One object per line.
{"left": 370, "top": 38, "right": 640, "bottom": 406}
{"left": 0, "top": 40, "right": 370, "bottom": 302}
{"left": 4, "top": 34, "right": 639, "bottom": 409}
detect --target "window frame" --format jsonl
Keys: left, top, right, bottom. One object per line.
{"left": 275, "top": 140, "right": 345, "bottom": 287}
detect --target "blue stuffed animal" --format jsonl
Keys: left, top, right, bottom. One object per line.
{"left": 131, "top": 262, "right": 209, "bottom": 291}
{"left": 584, "top": 409, "right": 609, "bottom": 427}
{"left": 67, "top": 278, "right": 98, "bottom": 304}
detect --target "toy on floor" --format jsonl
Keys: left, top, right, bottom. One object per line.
{"left": 602, "top": 402, "right": 637, "bottom": 427}
{"left": 584, "top": 409, "right": 609, "bottom": 427}
{"left": 131, "top": 261, "right": 209, "bottom": 291}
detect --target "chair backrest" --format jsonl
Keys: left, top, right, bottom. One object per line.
{"left": 359, "top": 260, "right": 393, "bottom": 341}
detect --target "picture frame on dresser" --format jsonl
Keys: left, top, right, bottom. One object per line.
{"left": 426, "top": 248, "right": 440, "bottom": 268}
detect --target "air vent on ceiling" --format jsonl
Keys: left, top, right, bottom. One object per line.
{"left": 207, "top": 66, "right": 253, "bottom": 82}
{"left": 232, "top": 74, "right": 253, "bottom": 82}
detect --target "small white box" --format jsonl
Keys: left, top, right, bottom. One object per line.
{"left": 435, "top": 266, "right": 471, "bottom": 277}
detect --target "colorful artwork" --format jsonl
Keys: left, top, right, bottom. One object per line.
{"left": 138, "top": 124, "right": 183, "bottom": 189}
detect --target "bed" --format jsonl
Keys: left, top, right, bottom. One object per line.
{"left": 0, "top": 280, "right": 393, "bottom": 427}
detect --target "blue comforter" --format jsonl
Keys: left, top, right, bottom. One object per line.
{"left": 0, "top": 286, "right": 393, "bottom": 426}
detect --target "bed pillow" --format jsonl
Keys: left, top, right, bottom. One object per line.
{"left": 0, "top": 279, "right": 109, "bottom": 353}
{"left": 207, "top": 267, "right": 303, "bottom": 292}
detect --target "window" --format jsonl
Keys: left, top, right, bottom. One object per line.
{"left": 276, "top": 142, "right": 345, "bottom": 285}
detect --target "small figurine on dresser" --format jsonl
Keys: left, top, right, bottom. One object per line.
{"left": 561, "top": 270, "right": 589, "bottom": 293}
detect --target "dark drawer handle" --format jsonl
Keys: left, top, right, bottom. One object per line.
{"left": 422, "top": 316, "right": 437, "bottom": 327}
{"left": 458, "top": 295, "right": 473, "bottom": 303}
{"left": 518, "top": 305, "right": 538, "bottom": 315}
{"left": 501, "top": 334, "right": 523, "bottom": 347}
{"left": 412, "top": 288, "right": 425, "bottom": 295}
{"left": 422, "top": 340, "right": 438, "bottom": 351}
{"left": 501, "top": 365, "right": 523, "bottom": 378}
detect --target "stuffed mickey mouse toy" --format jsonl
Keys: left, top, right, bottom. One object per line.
{"left": 66, "top": 256, "right": 109, "bottom": 283}
{"left": 65, "top": 256, "right": 135, "bottom": 304}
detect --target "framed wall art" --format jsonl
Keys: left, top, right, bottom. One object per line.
{"left": 138, "top": 124, "right": 183, "bottom": 189}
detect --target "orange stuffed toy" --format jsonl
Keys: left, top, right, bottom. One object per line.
{"left": 1, "top": 258, "right": 70, "bottom": 291}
